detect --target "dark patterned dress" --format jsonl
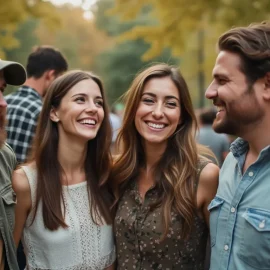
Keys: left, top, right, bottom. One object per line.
{"left": 115, "top": 161, "right": 209, "bottom": 270}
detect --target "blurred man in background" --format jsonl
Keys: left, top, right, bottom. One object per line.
{"left": 5, "top": 45, "right": 68, "bottom": 163}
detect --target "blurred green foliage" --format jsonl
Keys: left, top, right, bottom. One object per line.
{"left": 93, "top": 0, "right": 179, "bottom": 105}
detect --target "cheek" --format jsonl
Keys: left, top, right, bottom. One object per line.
{"left": 169, "top": 109, "right": 181, "bottom": 125}
{"left": 99, "top": 109, "right": 105, "bottom": 123}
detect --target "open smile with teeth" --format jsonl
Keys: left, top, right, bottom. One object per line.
{"left": 78, "top": 119, "right": 96, "bottom": 125}
{"left": 146, "top": 122, "right": 166, "bottom": 129}
{"left": 216, "top": 106, "right": 225, "bottom": 113}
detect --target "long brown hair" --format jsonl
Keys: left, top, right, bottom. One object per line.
{"left": 31, "top": 70, "right": 112, "bottom": 230}
{"left": 111, "top": 64, "right": 212, "bottom": 239}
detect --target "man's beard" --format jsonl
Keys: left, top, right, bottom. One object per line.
{"left": 213, "top": 90, "right": 264, "bottom": 136}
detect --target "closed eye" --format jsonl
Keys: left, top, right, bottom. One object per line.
{"left": 166, "top": 101, "right": 178, "bottom": 108}
{"left": 142, "top": 98, "right": 154, "bottom": 104}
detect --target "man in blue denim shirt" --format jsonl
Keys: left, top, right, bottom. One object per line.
{"left": 205, "top": 22, "right": 270, "bottom": 270}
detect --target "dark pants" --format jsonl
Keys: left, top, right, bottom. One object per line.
{"left": 17, "top": 241, "right": 26, "bottom": 270}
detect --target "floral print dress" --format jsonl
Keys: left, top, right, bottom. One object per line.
{"left": 115, "top": 161, "right": 209, "bottom": 270}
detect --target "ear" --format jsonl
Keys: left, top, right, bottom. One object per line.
{"left": 50, "top": 107, "right": 59, "bottom": 122}
{"left": 263, "top": 72, "right": 270, "bottom": 101}
{"left": 46, "top": 70, "right": 56, "bottom": 81}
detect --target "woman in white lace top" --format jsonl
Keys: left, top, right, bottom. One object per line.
{"left": 12, "top": 70, "right": 115, "bottom": 269}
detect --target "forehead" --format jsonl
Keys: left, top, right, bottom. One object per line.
{"left": 213, "top": 50, "right": 243, "bottom": 78}
{"left": 143, "top": 76, "right": 179, "bottom": 98}
{"left": 66, "top": 79, "right": 101, "bottom": 97}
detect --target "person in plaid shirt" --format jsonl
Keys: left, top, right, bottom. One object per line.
{"left": 5, "top": 46, "right": 68, "bottom": 164}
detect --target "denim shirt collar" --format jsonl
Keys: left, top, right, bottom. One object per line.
{"left": 230, "top": 137, "right": 270, "bottom": 160}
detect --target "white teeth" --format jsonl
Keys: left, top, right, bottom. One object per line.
{"left": 216, "top": 106, "right": 224, "bottom": 112}
{"left": 79, "top": 119, "right": 96, "bottom": 125}
{"left": 147, "top": 122, "right": 165, "bottom": 129}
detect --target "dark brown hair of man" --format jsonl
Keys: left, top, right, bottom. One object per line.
{"left": 218, "top": 21, "right": 270, "bottom": 86}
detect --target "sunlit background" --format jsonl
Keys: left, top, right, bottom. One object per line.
{"left": 2, "top": 0, "right": 270, "bottom": 107}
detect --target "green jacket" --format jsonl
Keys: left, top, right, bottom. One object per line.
{"left": 0, "top": 143, "right": 19, "bottom": 270}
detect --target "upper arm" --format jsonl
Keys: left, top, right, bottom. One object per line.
{"left": 197, "top": 162, "right": 219, "bottom": 227}
{"left": 12, "top": 168, "right": 32, "bottom": 247}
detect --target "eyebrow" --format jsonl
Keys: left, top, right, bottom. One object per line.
{"left": 71, "top": 93, "right": 103, "bottom": 99}
{"left": 142, "top": 92, "right": 179, "bottom": 101}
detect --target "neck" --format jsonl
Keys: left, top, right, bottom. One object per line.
{"left": 24, "top": 77, "right": 45, "bottom": 97}
{"left": 57, "top": 136, "right": 87, "bottom": 184}
{"left": 240, "top": 117, "right": 270, "bottom": 156}
{"left": 143, "top": 142, "right": 166, "bottom": 170}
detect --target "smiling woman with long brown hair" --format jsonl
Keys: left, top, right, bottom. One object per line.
{"left": 12, "top": 70, "right": 115, "bottom": 269}
{"left": 111, "top": 64, "right": 219, "bottom": 270}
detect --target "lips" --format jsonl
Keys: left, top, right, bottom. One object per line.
{"left": 146, "top": 121, "right": 167, "bottom": 129}
{"left": 78, "top": 118, "right": 97, "bottom": 126}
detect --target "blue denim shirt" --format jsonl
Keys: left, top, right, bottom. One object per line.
{"left": 208, "top": 138, "right": 270, "bottom": 270}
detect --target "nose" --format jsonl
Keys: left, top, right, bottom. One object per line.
{"left": 205, "top": 81, "right": 218, "bottom": 99}
{"left": 152, "top": 103, "right": 164, "bottom": 118}
{"left": 85, "top": 101, "right": 98, "bottom": 114}
{"left": 0, "top": 92, "right": 7, "bottom": 109}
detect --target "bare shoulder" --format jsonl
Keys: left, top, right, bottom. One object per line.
{"left": 12, "top": 168, "right": 31, "bottom": 195}
{"left": 197, "top": 162, "right": 219, "bottom": 205}
{"left": 199, "top": 162, "right": 219, "bottom": 185}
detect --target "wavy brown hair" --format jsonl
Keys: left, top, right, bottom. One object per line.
{"left": 30, "top": 70, "right": 112, "bottom": 230}
{"left": 218, "top": 21, "right": 270, "bottom": 85}
{"left": 111, "top": 64, "right": 212, "bottom": 239}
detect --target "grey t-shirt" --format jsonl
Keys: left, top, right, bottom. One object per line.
{"left": 197, "top": 126, "right": 230, "bottom": 167}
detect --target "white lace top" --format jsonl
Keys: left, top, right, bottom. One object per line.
{"left": 21, "top": 166, "right": 115, "bottom": 270}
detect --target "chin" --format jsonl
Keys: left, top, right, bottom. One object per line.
{"left": 213, "top": 120, "right": 237, "bottom": 136}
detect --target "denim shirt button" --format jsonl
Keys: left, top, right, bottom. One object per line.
{"left": 259, "top": 220, "right": 265, "bottom": 229}
{"left": 248, "top": 171, "right": 254, "bottom": 177}
{"left": 224, "top": 245, "right": 229, "bottom": 251}
{"left": 231, "top": 207, "right": 236, "bottom": 213}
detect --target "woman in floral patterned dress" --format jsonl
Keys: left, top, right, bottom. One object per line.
{"left": 111, "top": 64, "right": 219, "bottom": 270}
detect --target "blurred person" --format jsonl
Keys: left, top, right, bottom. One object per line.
{"left": 206, "top": 22, "right": 270, "bottom": 270}
{"left": 109, "top": 110, "right": 121, "bottom": 154}
{"left": 0, "top": 59, "right": 26, "bottom": 270}
{"left": 12, "top": 70, "right": 115, "bottom": 269}
{"left": 5, "top": 45, "right": 68, "bottom": 164}
{"left": 113, "top": 102, "right": 124, "bottom": 119}
{"left": 197, "top": 107, "right": 230, "bottom": 167}
{"left": 111, "top": 64, "right": 219, "bottom": 269}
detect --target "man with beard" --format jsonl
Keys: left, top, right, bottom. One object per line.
{"left": 205, "top": 22, "right": 270, "bottom": 270}
{"left": 0, "top": 59, "right": 26, "bottom": 269}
